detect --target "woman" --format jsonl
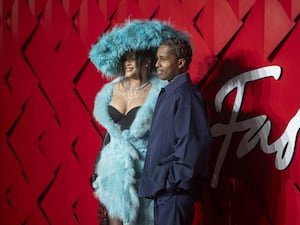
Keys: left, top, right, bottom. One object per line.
{"left": 89, "top": 19, "right": 189, "bottom": 225}
{"left": 92, "top": 49, "right": 164, "bottom": 225}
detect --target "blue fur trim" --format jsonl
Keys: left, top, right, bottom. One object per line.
{"left": 89, "top": 19, "right": 190, "bottom": 77}
{"left": 93, "top": 76, "right": 166, "bottom": 224}
{"left": 93, "top": 75, "right": 166, "bottom": 139}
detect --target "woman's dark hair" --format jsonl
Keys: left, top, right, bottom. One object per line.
{"left": 120, "top": 49, "right": 156, "bottom": 81}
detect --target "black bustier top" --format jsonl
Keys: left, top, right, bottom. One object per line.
{"left": 101, "top": 105, "right": 141, "bottom": 146}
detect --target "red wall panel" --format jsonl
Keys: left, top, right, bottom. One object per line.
{"left": 0, "top": 0, "right": 299, "bottom": 225}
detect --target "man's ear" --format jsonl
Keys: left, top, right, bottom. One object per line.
{"left": 177, "top": 58, "right": 186, "bottom": 69}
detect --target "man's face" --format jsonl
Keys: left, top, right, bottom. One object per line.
{"left": 155, "top": 45, "right": 180, "bottom": 81}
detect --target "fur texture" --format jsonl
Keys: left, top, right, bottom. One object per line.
{"left": 93, "top": 76, "right": 166, "bottom": 225}
{"left": 89, "top": 19, "right": 190, "bottom": 77}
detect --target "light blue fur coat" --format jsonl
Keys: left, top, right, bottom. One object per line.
{"left": 92, "top": 76, "right": 166, "bottom": 225}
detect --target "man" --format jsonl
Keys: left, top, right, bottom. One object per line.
{"left": 138, "top": 37, "right": 212, "bottom": 225}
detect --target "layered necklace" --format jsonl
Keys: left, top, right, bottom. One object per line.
{"left": 121, "top": 78, "right": 150, "bottom": 102}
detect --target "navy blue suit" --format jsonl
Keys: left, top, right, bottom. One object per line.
{"left": 139, "top": 73, "right": 212, "bottom": 225}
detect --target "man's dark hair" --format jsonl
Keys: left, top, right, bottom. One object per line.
{"left": 161, "top": 38, "right": 193, "bottom": 67}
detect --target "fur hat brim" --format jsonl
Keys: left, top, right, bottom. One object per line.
{"left": 89, "top": 19, "right": 189, "bottom": 77}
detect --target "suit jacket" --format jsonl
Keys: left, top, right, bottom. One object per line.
{"left": 139, "top": 73, "right": 212, "bottom": 201}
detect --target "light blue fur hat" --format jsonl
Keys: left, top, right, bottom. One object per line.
{"left": 89, "top": 19, "right": 190, "bottom": 77}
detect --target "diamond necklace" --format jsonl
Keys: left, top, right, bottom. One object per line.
{"left": 124, "top": 80, "right": 150, "bottom": 93}
{"left": 121, "top": 79, "right": 150, "bottom": 102}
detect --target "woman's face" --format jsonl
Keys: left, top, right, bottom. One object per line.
{"left": 122, "top": 52, "right": 138, "bottom": 79}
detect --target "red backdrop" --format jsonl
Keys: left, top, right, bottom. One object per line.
{"left": 1, "top": 0, "right": 299, "bottom": 225}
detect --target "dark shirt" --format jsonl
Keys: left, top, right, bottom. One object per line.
{"left": 138, "top": 73, "right": 211, "bottom": 200}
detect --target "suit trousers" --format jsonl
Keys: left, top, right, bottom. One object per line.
{"left": 154, "top": 192, "right": 194, "bottom": 225}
